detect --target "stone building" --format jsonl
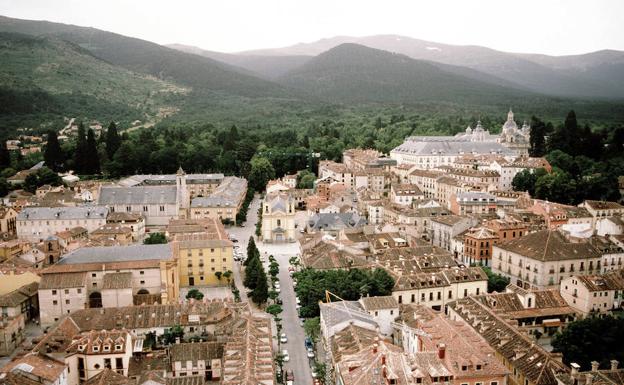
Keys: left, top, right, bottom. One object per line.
{"left": 17, "top": 206, "right": 108, "bottom": 242}
{"left": 261, "top": 191, "right": 296, "bottom": 243}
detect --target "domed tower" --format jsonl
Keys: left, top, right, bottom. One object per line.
{"left": 502, "top": 108, "right": 518, "bottom": 136}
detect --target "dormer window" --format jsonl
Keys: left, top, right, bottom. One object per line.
{"left": 103, "top": 345, "right": 110, "bottom": 352}
{"left": 78, "top": 345, "right": 85, "bottom": 352}
{"left": 476, "top": 364, "right": 482, "bottom": 370}
{"left": 92, "top": 346, "right": 99, "bottom": 352}
{"left": 115, "top": 344, "right": 123, "bottom": 351}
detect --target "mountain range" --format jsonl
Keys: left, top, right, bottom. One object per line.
{"left": 0, "top": 14, "right": 623, "bottom": 134}
{"left": 171, "top": 34, "right": 624, "bottom": 99}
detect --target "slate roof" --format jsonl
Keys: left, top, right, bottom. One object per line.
{"left": 392, "top": 136, "right": 515, "bottom": 157}
{"left": 495, "top": 230, "right": 602, "bottom": 262}
{"left": 17, "top": 206, "right": 108, "bottom": 221}
{"left": 119, "top": 173, "right": 224, "bottom": 187}
{"left": 320, "top": 301, "right": 377, "bottom": 337}
{"left": 191, "top": 177, "right": 247, "bottom": 208}
{"left": 309, "top": 212, "right": 367, "bottom": 230}
{"left": 99, "top": 186, "right": 177, "bottom": 205}
{"left": 57, "top": 244, "right": 172, "bottom": 265}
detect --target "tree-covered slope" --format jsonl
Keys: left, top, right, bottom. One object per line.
{"left": 278, "top": 43, "right": 535, "bottom": 105}
{"left": 0, "top": 32, "right": 185, "bottom": 133}
{"left": 0, "top": 15, "right": 292, "bottom": 99}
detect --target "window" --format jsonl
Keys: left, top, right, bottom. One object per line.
{"left": 103, "top": 345, "right": 110, "bottom": 352}
{"left": 92, "top": 273, "right": 97, "bottom": 278}
{"left": 159, "top": 205, "right": 165, "bottom": 212}
{"left": 126, "top": 206, "right": 131, "bottom": 212}
{"left": 52, "top": 290, "right": 57, "bottom": 295}
{"left": 140, "top": 271, "right": 144, "bottom": 275}
{"left": 143, "top": 206, "right": 148, "bottom": 212}
{"left": 93, "top": 346, "right": 99, "bottom": 352}
{"left": 115, "top": 344, "right": 123, "bottom": 351}
{"left": 92, "top": 282, "right": 97, "bottom": 287}
{"left": 140, "top": 280, "right": 145, "bottom": 285}
{"left": 116, "top": 358, "right": 123, "bottom": 368}
{"left": 77, "top": 288, "right": 81, "bottom": 294}
{"left": 491, "top": 382, "right": 498, "bottom": 385}
{"left": 65, "top": 299, "right": 70, "bottom": 305}
{"left": 448, "top": 290, "right": 452, "bottom": 299}
{"left": 53, "top": 300, "right": 58, "bottom": 305}
{"left": 476, "top": 364, "right": 482, "bottom": 370}
{"left": 476, "top": 288, "right": 480, "bottom": 295}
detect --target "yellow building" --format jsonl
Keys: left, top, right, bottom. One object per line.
{"left": 173, "top": 220, "right": 233, "bottom": 287}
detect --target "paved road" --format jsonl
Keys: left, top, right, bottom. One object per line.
{"left": 271, "top": 249, "right": 313, "bottom": 385}
{"left": 227, "top": 194, "right": 313, "bottom": 385}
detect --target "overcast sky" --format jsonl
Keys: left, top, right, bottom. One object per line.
{"left": 0, "top": 0, "right": 622, "bottom": 55}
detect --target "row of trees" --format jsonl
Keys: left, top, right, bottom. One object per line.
{"left": 293, "top": 268, "right": 395, "bottom": 317}
{"left": 243, "top": 237, "right": 269, "bottom": 305}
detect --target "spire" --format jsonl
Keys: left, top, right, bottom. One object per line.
{"left": 507, "top": 108, "right": 514, "bottom": 121}
{"left": 176, "top": 166, "right": 185, "bottom": 176}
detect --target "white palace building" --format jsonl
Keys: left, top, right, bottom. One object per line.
{"left": 390, "top": 109, "right": 530, "bottom": 168}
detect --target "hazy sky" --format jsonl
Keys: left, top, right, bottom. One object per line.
{"left": 1, "top": 0, "right": 622, "bottom": 55}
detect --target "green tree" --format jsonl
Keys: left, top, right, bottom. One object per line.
{"left": 43, "top": 131, "right": 64, "bottom": 171}
{"left": 245, "top": 236, "right": 260, "bottom": 266}
{"left": 105, "top": 121, "right": 122, "bottom": 160}
{"left": 250, "top": 263, "right": 269, "bottom": 305}
{"left": 482, "top": 266, "right": 510, "bottom": 293}
{"left": 552, "top": 316, "right": 624, "bottom": 370}
{"left": 186, "top": 289, "right": 204, "bottom": 300}
{"left": 0, "top": 142, "right": 10, "bottom": 169}
{"left": 0, "top": 178, "right": 9, "bottom": 197}
{"left": 248, "top": 156, "right": 275, "bottom": 192}
{"left": 144, "top": 232, "right": 167, "bottom": 244}
{"left": 73, "top": 122, "right": 88, "bottom": 174}
{"left": 215, "top": 271, "right": 223, "bottom": 281}
{"left": 269, "top": 261, "right": 280, "bottom": 277}
{"left": 266, "top": 304, "right": 283, "bottom": 317}
{"left": 23, "top": 167, "right": 62, "bottom": 193}
{"left": 297, "top": 170, "right": 316, "bottom": 189}
{"left": 304, "top": 317, "right": 320, "bottom": 342}
{"left": 547, "top": 110, "right": 580, "bottom": 154}
{"left": 222, "top": 270, "right": 232, "bottom": 284}
{"left": 162, "top": 325, "right": 184, "bottom": 345}
{"left": 244, "top": 253, "right": 261, "bottom": 289}
{"left": 529, "top": 116, "right": 547, "bottom": 157}
{"left": 85, "top": 128, "right": 100, "bottom": 174}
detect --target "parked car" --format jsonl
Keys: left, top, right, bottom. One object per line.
{"left": 280, "top": 333, "right": 288, "bottom": 343}
{"left": 286, "top": 370, "right": 295, "bottom": 385}
{"left": 276, "top": 298, "right": 283, "bottom": 305}
{"left": 305, "top": 337, "right": 313, "bottom": 350}
{"left": 311, "top": 368, "right": 318, "bottom": 378}
{"left": 282, "top": 349, "right": 290, "bottom": 362}
{"left": 299, "top": 318, "right": 305, "bottom": 327}
{"left": 307, "top": 347, "right": 315, "bottom": 358}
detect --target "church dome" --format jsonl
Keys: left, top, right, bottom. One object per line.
{"left": 503, "top": 109, "right": 518, "bottom": 132}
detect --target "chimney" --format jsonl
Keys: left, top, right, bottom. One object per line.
{"left": 571, "top": 363, "right": 580, "bottom": 378}
{"left": 591, "top": 361, "right": 599, "bottom": 372}
{"left": 382, "top": 364, "right": 387, "bottom": 379}
{"left": 438, "top": 344, "right": 446, "bottom": 359}
{"left": 585, "top": 374, "right": 593, "bottom": 385}
{"left": 611, "top": 360, "right": 619, "bottom": 371}
{"left": 372, "top": 343, "right": 378, "bottom": 354}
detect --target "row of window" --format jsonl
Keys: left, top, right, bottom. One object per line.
{"left": 397, "top": 288, "right": 479, "bottom": 304}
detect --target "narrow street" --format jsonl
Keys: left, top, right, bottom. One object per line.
{"left": 227, "top": 194, "right": 313, "bottom": 385}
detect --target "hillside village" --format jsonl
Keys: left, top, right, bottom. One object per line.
{"left": 0, "top": 109, "right": 622, "bottom": 385}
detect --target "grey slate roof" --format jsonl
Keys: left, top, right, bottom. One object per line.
{"left": 17, "top": 206, "right": 108, "bottom": 221}
{"left": 309, "top": 212, "right": 367, "bottom": 230}
{"left": 118, "top": 173, "right": 224, "bottom": 187}
{"left": 320, "top": 301, "right": 378, "bottom": 337}
{"left": 58, "top": 244, "right": 172, "bottom": 265}
{"left": 391, "top": 136, "right": 515, "bottom": 156}
{"left": 191, "top": 176, "right": 247, "bottom": 208}
{"left": 98, "top": 186, "right": 177, "bottom": 205}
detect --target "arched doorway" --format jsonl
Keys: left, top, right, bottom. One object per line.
{"left": 89, "top": 292, "right": 102, "bottom": 308}
{"left": 137, "top": 289, "right": 149, "bottom": 295}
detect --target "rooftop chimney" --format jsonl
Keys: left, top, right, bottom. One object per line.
{"left": 438, "top": 344, "right": 446, "bottom": 359}
{"left": 591, "top": 361, "right": 599, "bottom": 372}
{"left": 585, "top": 374, "right": 593, "bottom": 385}
{"left": 571, "top": 363, "right": 580, "bottom": 378}
{"left": 611, "top": 360, "right": 619, "bottom": 371}
{"left": 372, "top": 343, "right": 378, "bottom": 354}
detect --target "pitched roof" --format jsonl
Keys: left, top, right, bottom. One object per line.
{"left": 495, "top": 230, "right": 602, "bottom": 262}
{"left": 57, "top": 244, "right": 172, "bottom": 265}
{"left": 1, "top": 352, "right": 66, "bottom": 382}
{"left": 83, "top": 369, "right": 131, "bottom": 385}
{"left": 359, "top": 296, "right": 398, "bottom": 311}
{"left": 39, "top": 272, "right": 86, "bottom": 289}
{"left": 102, "top": 272, "right": 133, "bottom": 290}
{"left": 170, "top": 341, "right": 224, "bottom": 362}
{"left": 17, "top": 206, "right": 108, "bottom": 221}
{"left": 99, "top": 186, "right": 177, "bottom": 205}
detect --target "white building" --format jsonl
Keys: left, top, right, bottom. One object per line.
{"left": 560, "top": 270, "right": 624, "bottom": 317}
{"left": 261, "top": 191, "right": 296, "bottom": 243}
{"left": 17, "top": 206, "right": 108, "bottom": 242}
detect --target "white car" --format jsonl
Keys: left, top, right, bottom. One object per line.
{"left": 275, "top": 287, "right": 281, "bottom": 293}
{"left": 282, "top": 349, "right": 290, "bottom": 362}
{"left": 307, "top": 347, "right": 315, "bottom": 358}
{"left": 280, "top": 333, "right": 288, "bottom": 343}
{"left": 296, "top": 297, "right": 300, "bottom": 305}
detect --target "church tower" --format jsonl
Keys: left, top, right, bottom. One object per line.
{"left": 176, "top": 167, "right": 189, "bottom": 216}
